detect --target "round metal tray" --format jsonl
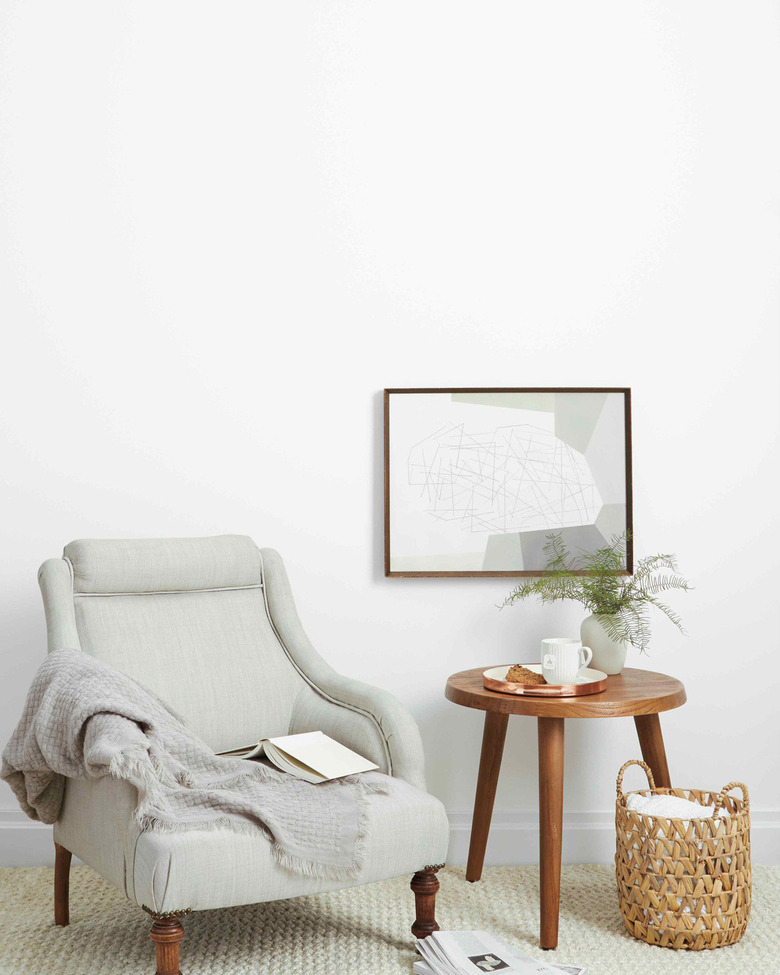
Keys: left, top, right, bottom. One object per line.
{"left": 483, "top": 663, "right": 609, "bottom": 697}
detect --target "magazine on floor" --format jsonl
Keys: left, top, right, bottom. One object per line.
{"left": 218, "top": 730, "right": 378, "bottom": 783}
{"left": 414, "top": 931, "right": 586, "bottom": 975}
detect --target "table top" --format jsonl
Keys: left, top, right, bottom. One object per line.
{"left": 445, "top": 667, "right": 686, "bottom": 718}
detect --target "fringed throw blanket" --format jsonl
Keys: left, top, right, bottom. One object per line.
{"left": 1, "top": 649, "right": 387, "bottom": 880}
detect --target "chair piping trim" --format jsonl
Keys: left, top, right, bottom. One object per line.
{"left": 63, "top": 554, "right": 263, "bottom": 596}
{"left": 257, "top": 551, "right": 394, "bottom": 776}
{"left": 72, "top": 584, "right": 264, "bottom": 596}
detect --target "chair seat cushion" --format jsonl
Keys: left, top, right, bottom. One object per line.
{"left": 128, "top": 774, "right": 449, "bottom": 912}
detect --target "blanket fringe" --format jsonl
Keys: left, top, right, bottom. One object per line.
{"left": 271, "top": 845, "right": 363, "bottom": 881}
{"left": 134, "top": 774, "right": 376, "bottom": 882}
{"left": 136, "top": 810, "right": 271, "bottom": 841}
{"left": 270, "top": 780, "right": 372, "bottom": 880}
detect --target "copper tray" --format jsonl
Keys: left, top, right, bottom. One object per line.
{"left": 483, "top": 664, "right": 608, "bottom": 697}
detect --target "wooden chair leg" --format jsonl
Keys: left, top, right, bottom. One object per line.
{"left": 411, "top": 864, "right": 443, "bottom": 939}
{"left": 145, "top": 908, "right": 190, "bottom": 975}
{"left": 54, "top": 842, "right": 72, "bottom": 926}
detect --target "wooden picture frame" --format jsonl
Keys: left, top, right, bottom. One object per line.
{"left": 384, "top": 387, "right": 633, "bottom": 577}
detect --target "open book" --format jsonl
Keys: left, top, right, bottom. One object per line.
{"left": 218, "top": 731, "right": 379, "bottom": 784}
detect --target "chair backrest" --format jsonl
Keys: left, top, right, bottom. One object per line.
{"left": 38, "top": 535, "right": 308, "bottom": 753}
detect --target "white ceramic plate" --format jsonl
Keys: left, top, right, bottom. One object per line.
{"left": 485, "top": 664, "right": 608, "bottom": 684}
{"left": 483, "top": 663, "right": 609, "bottom": 697}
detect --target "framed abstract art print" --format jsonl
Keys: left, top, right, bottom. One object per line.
{"left": 384, "top": 387, "right": 632, "bottom": 577}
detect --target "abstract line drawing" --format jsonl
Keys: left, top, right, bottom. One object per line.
{"left": 385, "top": 388, "right": 632, "bottom": 576}
{"left": 408, "top": 423, "right": 601, "bottom": 534}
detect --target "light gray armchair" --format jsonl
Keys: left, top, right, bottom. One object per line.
{"left": 38, "top": 535, "right": 449, "bottom": 975}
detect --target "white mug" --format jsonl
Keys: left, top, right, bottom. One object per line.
{"left": 541, "top": 638, "right": 593, "bottom": 685}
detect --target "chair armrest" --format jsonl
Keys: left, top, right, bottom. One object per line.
{"left": 53, "top": 775, "right": 140, "bottom": 896}
{"left": 288, "top": 677, "right": 427, "bottom": 791}
{"left": 261, "top": 549, "right": 428, "bottom": 792}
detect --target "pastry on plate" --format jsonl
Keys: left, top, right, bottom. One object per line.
{"left": 505, "top": 664, "right": 547, "bottom": 685}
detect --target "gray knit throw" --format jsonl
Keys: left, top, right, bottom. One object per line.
{"left": 2, "top": 649, "right": 386, "bottom": 880}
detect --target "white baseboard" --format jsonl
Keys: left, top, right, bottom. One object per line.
{"left": 446, "top": 809, "right": 780, "bottom": 866}
{"left": 2, "top": 807, "right": 779, "bottom": 869}
{"left": 0, "top": 810, "right": 56, "bottom": 867}
{"left": 446, "top": 811, "right": 618, "bottom": 867}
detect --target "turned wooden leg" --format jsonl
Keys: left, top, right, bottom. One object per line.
{"left": 54, "top": 842, "right": 72, "bottom": 926}
{"left": 145, "top": 908, "right": 190, "bottom": 975}
{"left": 634, "top": 713, "right": 671, "bottom": 789}
{"left": 538, "top": 716, "right": 564, "bottom": 950}
{"left": 411, "top": 865, "right": 443, "bottom": 939}
{"left": 466, "top": 711, "right": 509, "bottom": 882}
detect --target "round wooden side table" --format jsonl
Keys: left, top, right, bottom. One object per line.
{"left": 445, "top": 667, "right": 686, "bottom": 950}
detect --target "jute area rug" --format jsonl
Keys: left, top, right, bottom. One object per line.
{"left": 1, "top": 864, "right": 777, "bottom": 974}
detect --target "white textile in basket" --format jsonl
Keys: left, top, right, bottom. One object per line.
{"left": 626, "top": 793, "right": 729, "bottom": 820}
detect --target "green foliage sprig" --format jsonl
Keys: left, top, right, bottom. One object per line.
{"left": 502, "top": 532, "right": 691, "bottom": 652}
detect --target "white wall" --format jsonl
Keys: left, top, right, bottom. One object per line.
{"left": 1, "top": 1, "right": 779, "bottom": 867}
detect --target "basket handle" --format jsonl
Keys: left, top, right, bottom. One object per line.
{"left": 616, "top": 759, "right": 656, "bottom": 800}
{"left": 714, "top": 781, "right": 750, "bottom": 811}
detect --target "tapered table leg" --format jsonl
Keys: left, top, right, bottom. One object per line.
{"left": 466, "top": 711, "right": 509, "bottom": 882}
{"left": 634, "top": 713, "right": 671, "bottom": 788}
{"left": 538, "top": 716, "right": 565, "bottom": 950}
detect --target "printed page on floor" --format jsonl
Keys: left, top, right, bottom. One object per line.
{"left": 415, "top": 931, "right": 586, "bottom": 975}
{"left": 414, "top": 965, "right": 586, "bottom": 975}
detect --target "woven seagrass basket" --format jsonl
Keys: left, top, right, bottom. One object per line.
{"left": 615, "top": 759, "right": 751, "bottom": 950}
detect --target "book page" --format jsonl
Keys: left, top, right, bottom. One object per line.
{"left": 263, "top": 743, "right": 328, "bottom": 784}
{"left": 267, "top": 731, "right": 378, "bottom": 780}
{"left": 218, "top": 741, "right": 268, "bottom": 760}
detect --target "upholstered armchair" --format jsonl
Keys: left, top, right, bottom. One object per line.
{"left": 38, "top": 535, "right": 449, "bottom": 974}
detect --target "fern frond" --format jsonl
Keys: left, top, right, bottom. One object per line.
{"left": 621, "top": 601, "right": 652, "bottom": 652}
{"left": 500, "top": 530, "right": 690, "bottom": 653}
{"left": 502, "top": 575, "right": 586, "bottom": 608}
{"left": 636, "top": 574, "right": 692, "bottom": 597}
{"left": 644, "top": 597, "right": 686, "bottom": 633}
{"left": 542, "top": 532, "right": 577, "bottom": 573}
{"left": 594, "top": 612, "right": 628, "bottom": 645}
{"left": 634, "top": 553, "right": 679, "bottom": 578}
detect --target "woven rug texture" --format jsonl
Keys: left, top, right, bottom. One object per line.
{"left": 0, "top": 864, "right": 778, "bottom": 974}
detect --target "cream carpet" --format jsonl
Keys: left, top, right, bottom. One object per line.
{"left": 1, "top": 864, "right": 778, "bottom": 974}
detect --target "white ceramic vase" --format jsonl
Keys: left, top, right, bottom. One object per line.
{"left": 580, "top": 614, "right": 628, "bottom": 675}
